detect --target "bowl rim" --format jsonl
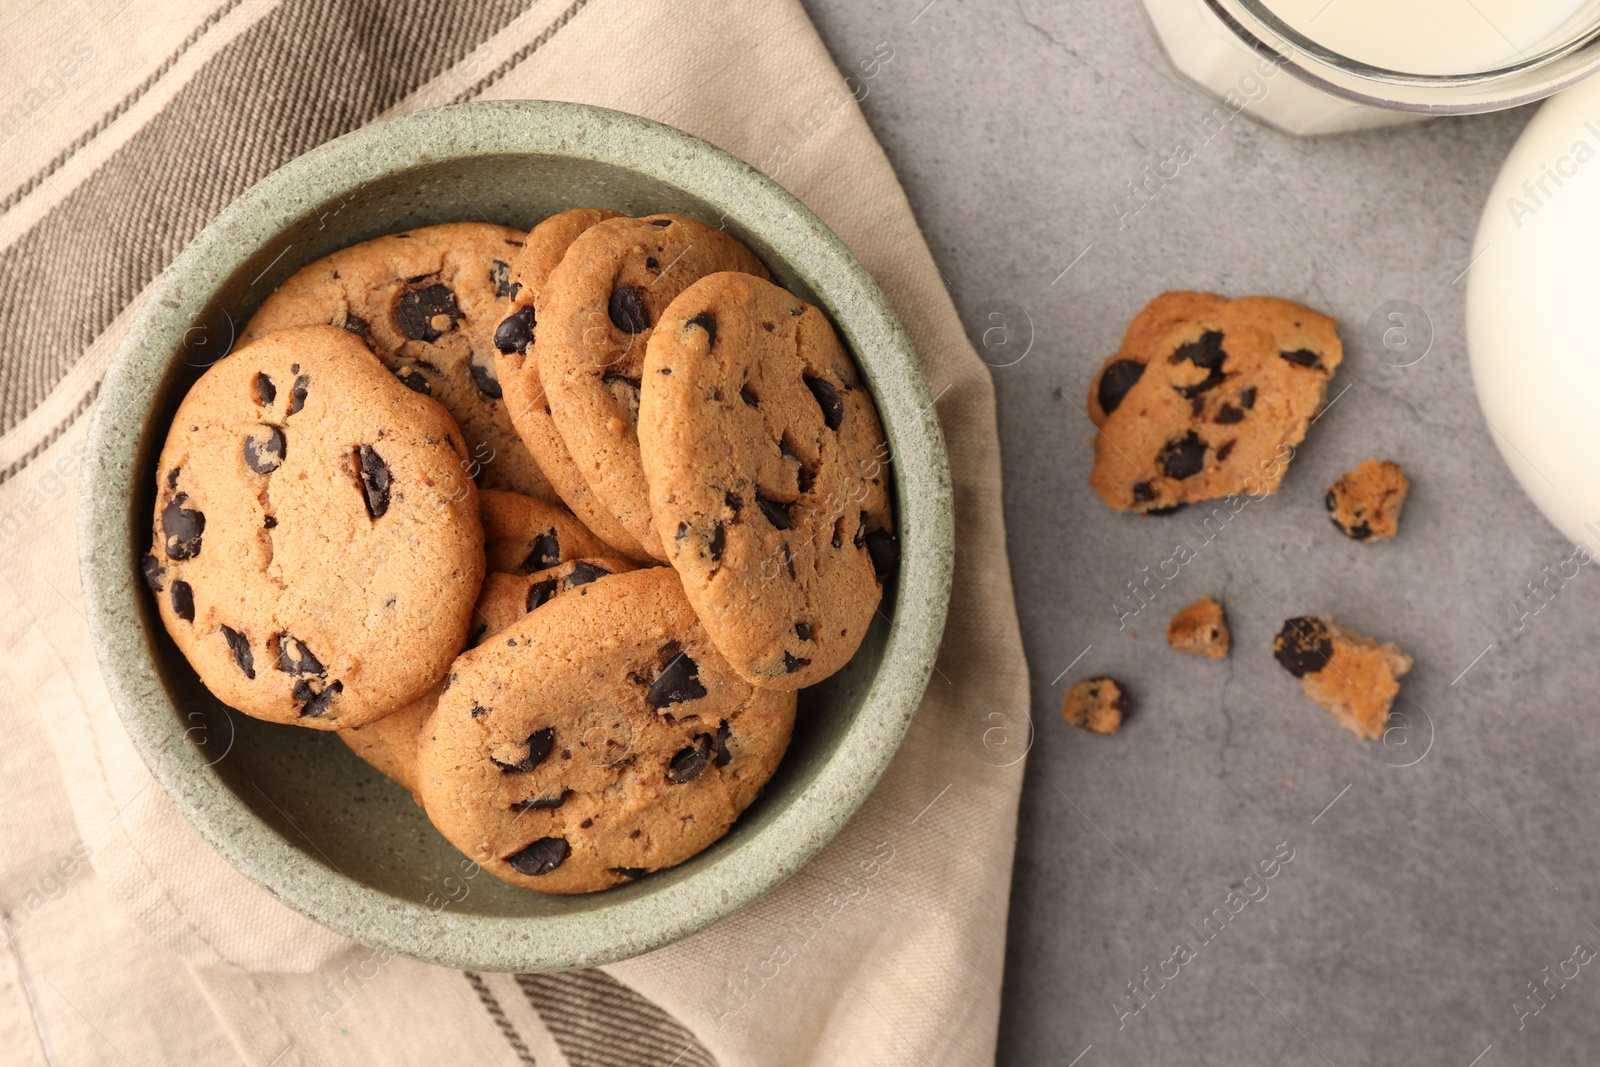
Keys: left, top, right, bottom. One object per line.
{"left": 77, "top": 100, "right": 954, "bottom": 971}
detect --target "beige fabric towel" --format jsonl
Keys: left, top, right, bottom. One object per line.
{"left": 0, "top": 0, "right": 1031, "bottom": 1063}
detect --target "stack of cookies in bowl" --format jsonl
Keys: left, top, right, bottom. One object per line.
{"left": 140, "top": 211, "right": 898, "bottom": 895}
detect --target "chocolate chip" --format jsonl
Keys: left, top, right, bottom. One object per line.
{"left": 493, "top": 727, "right": 556, "bottom": 773}
{"left": 494, "top": 306, "right": 535, "bottom": 354}
{"left": 244, "top": 426, "right": 286, "bottom": 474}
{"left": 396, "top": 283, "right": 459, "bottom": 341}
{"left": 253, "top": 373, "right": 276, "bottom": 406}
{"left": 522, "top": 529, "right": 560, "bottom": 572}
{"left": 756, "top": 495, "right": 793, "bottom": 530}
{"left": 725, "top": 490, "right": 742, "bottom": 514}
{"left": 647, "top": 651, "right": 707, "bottom": 708}
{"left": 795, "top": 622, "right": 811, "bottom": 641}
{"left": 166, "top": 467, "right": 180, "bottom": 489}
{"left": 1132, "top": 482, "right": 1154, "bottom": 503}
{"left": 469, "top": 359, "right": 502, "bottom": 399}
{"left": 1215, "top": 404, "right": 1244, "bottom": 424}
{"left": 356, "top": 445, "right": 391, "bottom": 519}
{"left": 512, "top": 792, "right": 569, "bottom": 812}
{"left": 342, "top": 314, "right": 369, "bottom": 339}
{"left": 613, "top": 867, "right": 648, "bottom": 879}
{"left": 666, "top": 734, "right": 713, "bottom": 783}
{"left": 580, "top": 818, "right": 593, "bottom": 829}
{"left": 1274, "top": 617, "right": 1332, "bottom": 677}
{"left": 715, "top": 722, "right": 733, "bottom": 767}
{"left": 506, "top": 837, "right": 569, "bottom": 876}
{"left": 646, "top": 257, "right": 660, "bottom": 270}
{"left": 288, "top": 374, "right": 309, "bottom": 415}
{"left": 608, "top": 284, "right": 649, "bottom": 334}
{"left": 162, "top": 493, "right": 205, "bottom": 560}
{"left": 140, "top": 554, "right": 165, "bottom": 592}
{"left": 170, "top": 581, "right": 194, "bottom": 622}
{"left": 1174, "top": 331, "right": 1226, "bottom": 368}
{"left": 490, "top": 259, "right": 514, "bottom": 298}
{"left": 782, "top": 652, "right": 810, "bottom": 673}
{"left": 1215, "top": 440, "right": 1236, "bottom": 462}
{"left": 562, "top": 561, "right": 611, "bottom": 588}
{"left": 708, "top": 521, "right": 725, "bottom": 562}
{"left": 740, "top": 387, "right": 759, "bottom": 408}
{"left": 805, "top": 376, "right": 844, "bottom": 430}
{"left": 1239, "top": 386, "right": 1257, "bottom": 408}
{"left": 1280, "top": 348, "right": 1322, "bottom": 368}
{"left": 221, "top": 626, "right": 254, "bottom": 679}
{"left": 650, "top": 218, "right": 672, "bottom": 227}
{"left": 263, "top": 515, "right": 277, "bottom": 528}
{"left": 396, "top": 367, "right": 431, "bottom": 395}
{"left": 277, "top": 634, "right": 323, "bottom": 676}
{"left": 781, "top": 542, "right": 796, "bottom": 579}
{"left": 1097, "top": 360, "right": 1145, "bottom": 415}
{"left": 471, "top": 703, "right": 488, "bottom": 717}
{"left": 1159, "top": 432, "right": 1206, "bottom": 480}
{"left": 687, "top": 311, "right": 716, "bottom": 347}
{"left": 864, "top": 528, "right": 900, "bottom": 575}
{"left": 296, "top": 679, "right": 341, "bottom": 717}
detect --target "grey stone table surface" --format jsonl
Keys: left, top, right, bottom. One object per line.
{"left": 802, "top": 1, "right": 1600, "bottom": 1064}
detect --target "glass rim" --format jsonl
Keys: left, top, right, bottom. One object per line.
{"left": 1203, "top": 0, "right": 1600, "bottom": 113}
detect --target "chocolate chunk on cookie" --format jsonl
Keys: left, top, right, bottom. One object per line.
{"left": 1087, "top": 291, "right": 1342, "bottom": 514}
{"left": 639, "top": 272, "right": 894, "bottom": 690}
{"left": 147, "top": 325, "right": 484, "bottom": 729}
{"left": 1167, "top": 596, "right": 1229, "bottom": 658}
{"left": 478, "top": 489, "right": 611, "bottom": 575}
{"left": 537, "top": 215, "right": 770, "bottom": 561}
{"left": 340, "top": 558, "right": 634, "bottom": 797}
{"left": 416, "top": 568, "right": 796, "bottom": 894}
{"left": 1326, "top": 459, "right": 1409, "bottom": 541}
{"left": 1273, "top": 616, "right": 1411, "bottom": 739}
{"left": 493, "top": 208, "right": 651, "bottom": 559}
{"left": 241, "top": 222, "right": 554, "bottom": 500}
{"left": 1061, "top": 677, "right": 1127, "bottom": 735}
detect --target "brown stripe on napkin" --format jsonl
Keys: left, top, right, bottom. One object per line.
{"left": 464, "top": 972, "right": 541, "bottom": 1067}
{"left": 516, "top": 970, "right": 718, "bottom": 1067}
{"left": 0, "top": 0, "right": 579, "bottom": 443}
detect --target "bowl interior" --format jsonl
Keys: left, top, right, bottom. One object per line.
{"left": 84, "top": 104, "right": 950, "bottom": 969}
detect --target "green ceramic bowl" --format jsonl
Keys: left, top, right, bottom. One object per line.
{"left": 78, "top": 101, "right": 952, "bottom": 972}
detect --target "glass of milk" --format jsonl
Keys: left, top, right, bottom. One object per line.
{"left": 1142, "top": 0, "right": 1600, "bottom": 135}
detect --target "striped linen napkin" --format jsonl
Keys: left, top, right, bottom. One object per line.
{"left": 0, "top": 0, "right": 1029, "bottom": 1063}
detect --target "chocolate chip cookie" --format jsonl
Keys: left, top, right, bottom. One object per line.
{"left": 1087, "top": 291, "right": 1343, "bottom": 514}
{"left": 1273, "top": 616, "right": 1412, "bottom": 739}
{"left": 415, "top": 567, "right": 796, "bottom": 894}
{"left": 1326, "top": 459, "right": 1409, "bottom": 541}
{"left": 1167, "top": 595, "right": 1229, "bottom": 658}
{"left": 1061, "top": 677, "right": 1127, "bottom": 734}
{"left": 639, "top": 272, "right": 895, "bottom": 690}
{"left": 143, "top": 325, "right": 485, "bottom": 728}
{"left": 240, "top": 222, "right": 554, "bottom": 500}
{"left": 537, "top": 215, "right": 770, "bottom": 560}
{"left": 493, "top": 208, "right": 648, "bottom": 558}
{"left": 341, "top": 558, "right": 634, "bottom": 796}
{"left": 478, "top": 489, "right": 611, "bottom": 575}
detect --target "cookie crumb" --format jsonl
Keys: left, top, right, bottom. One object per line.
{"left": 1326, "top": 459, "right": 1408, "bottom": 541}
{"left": 1272, "top": 616, "right": 1412, "bottom": 739}
{"left": 1167, "top": 596, "right": 1230, "bottom": 658}
{"left": 1062, "top": 677, "right": 1128, "bottom": 735}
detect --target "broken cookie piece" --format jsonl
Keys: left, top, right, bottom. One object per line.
{"left": 1087, "top": 291, "right": 1342, "bottom": 515}
{"left": 1273, "top": 616, "right": 1412, "bottom": 739}
{"left": 1167, "top": 596, "right": 1230, "bottom": 658}
{"left": 1326, "top": 459, "right": 1409, "bottom": 541}
{"left": 1061, "top": 677, "right": 1128, "bottom": 735}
